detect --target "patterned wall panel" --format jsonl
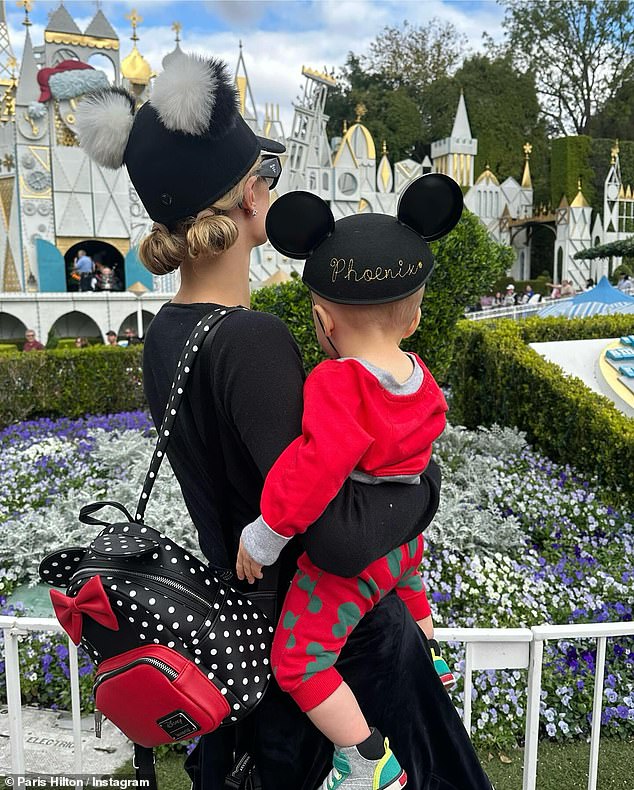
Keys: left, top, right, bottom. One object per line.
{"left": 52, "top": 147, "right": 94, "bottom": 237}
{"left": 91, "top": 163, "right": 130, "bottom": 238}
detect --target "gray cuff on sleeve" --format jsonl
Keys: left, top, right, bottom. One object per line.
{"left": 241, "top": 515, "right": 292, "bottom": 566}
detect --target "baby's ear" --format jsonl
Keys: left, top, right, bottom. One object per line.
{"left": 265, "top": 192, "right": 334, "bottom": 259}
{"left": 397, "top": 174, "right": 463, "bottom": 241}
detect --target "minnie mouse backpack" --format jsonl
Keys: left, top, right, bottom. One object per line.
{"left": 39, "top": 307, "right": 274, "bottom": 782}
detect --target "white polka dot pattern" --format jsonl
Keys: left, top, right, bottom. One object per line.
{"left": 38, "top": 307, "right": 270, "bottom": 735}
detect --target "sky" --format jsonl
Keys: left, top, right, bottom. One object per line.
{"left": 5, "top": 0, "right": 506, "bottom": 133}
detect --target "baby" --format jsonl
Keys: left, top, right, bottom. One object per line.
{"left": 238, "top": 174, "right": 462, "bottom": 790}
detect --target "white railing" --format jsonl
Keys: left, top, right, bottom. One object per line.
{"left": 464, "top": 297, "right": 574, "bottom": 322}
{"left": 2, "top": 616, "right": 633, "bottom": 789}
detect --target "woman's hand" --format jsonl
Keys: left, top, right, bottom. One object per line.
{"left": 236, "top": 539, "right": 264, "bottom": 584}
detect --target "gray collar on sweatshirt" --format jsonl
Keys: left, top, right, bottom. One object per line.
{"left": 338, "top": 353, "right": 423, "bottom": 395}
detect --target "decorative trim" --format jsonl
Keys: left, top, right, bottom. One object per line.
{"left": 44, "top": 32, "right": 119, "bottom": 50}
{"left": 55, "top": 235, "right": 130, "bottom": 256}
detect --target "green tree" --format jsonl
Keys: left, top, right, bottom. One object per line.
{"left": 326, "top": 55, "right": 423, "bottom": 162}
{"left": 500, "top": 0, "right": 634, "bottom": 135}
{"left": 363, "top": 19, "right": 467, "bottom": 94}
{"left": 588, "top": 78, "right": 634, "bottom": 141}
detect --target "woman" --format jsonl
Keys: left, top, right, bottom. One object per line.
{"left": 77, "top": 54, "right": 492, "bottom": 790}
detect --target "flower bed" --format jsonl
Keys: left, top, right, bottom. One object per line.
{"left": 0, "top": 413, "right": 632, "bottom": 749}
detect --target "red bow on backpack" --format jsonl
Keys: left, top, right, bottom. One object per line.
{"left": 50, "top": 576, "right": 119, "bottom": 645}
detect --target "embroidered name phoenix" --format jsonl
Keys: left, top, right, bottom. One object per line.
{"left": 330, "top": 258, "right": 423, "bottom": 283}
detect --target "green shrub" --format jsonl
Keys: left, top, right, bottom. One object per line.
{"left": 0, "top": 343, "right": 18, "bottom": 354}
{"left": 449, "top": 315, "right": 634, "bottom": 501}
{"left": 0, "top": 346, "right": 144, "bottom": 427}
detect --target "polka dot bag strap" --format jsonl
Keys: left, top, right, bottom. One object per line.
{"left": 135, "top": 306, "right": 246, "bottom": 524}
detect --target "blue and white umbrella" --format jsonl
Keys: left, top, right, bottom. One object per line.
{"left": 538, "top": 276, "right": 634, "bottom": 318}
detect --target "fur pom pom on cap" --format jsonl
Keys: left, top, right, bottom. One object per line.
{"left": 76, "top": 87, "right": 135, "bottom": 170}
{"left": 151, "top": 54, "right": 239, "bottom": 137}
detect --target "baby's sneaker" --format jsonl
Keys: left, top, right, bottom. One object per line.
{"left": 320, "top": 729, "right": 407, "bottom": 790}
{"left": 429, "top": 638, "right": 457, "bottom": 691}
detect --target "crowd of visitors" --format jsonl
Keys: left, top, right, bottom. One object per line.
{"left": 19, "top": 327, "right": 143, "bottom": 351}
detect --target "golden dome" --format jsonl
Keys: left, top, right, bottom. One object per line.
{"left": 121, "top": 44, "right": 152, "bottom": 85}
{"left": 333, "top": 122, "right": 376, "bottom": 166}
{"left": 475, "top": 166, "right": 499, "bottom": 186}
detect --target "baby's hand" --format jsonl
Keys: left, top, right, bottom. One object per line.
{"left": 236, "top": 539, "right": 264, "bottom": 584}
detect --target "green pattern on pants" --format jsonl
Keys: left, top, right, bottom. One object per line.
{"left": 357, "top": 576, "right": 380, "bottom": 600}
{"left": 332, "top": 601, "right": 362, "bottom": 638}
{"left": 303, "top": 641, "right": 338, "bottom": 682}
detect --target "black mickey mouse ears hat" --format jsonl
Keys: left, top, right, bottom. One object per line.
{"left": 265, "top": 174, "right": 463, "bottom": 305}
{"left": 76, "top": 54, "right": 285, "bottom": 226}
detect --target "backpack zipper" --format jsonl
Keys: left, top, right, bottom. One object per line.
{"left": 71, "top": 566, "right": 215, "bottom": 614}
{"left": 93, "top": 656, "right": 179, "bottom": 694}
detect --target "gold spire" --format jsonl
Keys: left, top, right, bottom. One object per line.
{"left": 611, "top": 139, "right": 620, "bottom": 165}
{"left": 172, "top": 21, "right": 182, "bottom": 44}
{"left": 355, "top": 103, "right": 367, "bottom": 123}
{"left": 382, "top": 140, "right": 387, "bottom": 155}
{"left": 521, "top": 141, "right": 533, "bottom": 188}
{"left": 122, "top": 9, "right": 152, "bottom": 85}
{"left": 570, "top": 177, "right": 589, "bottom": 208}
{"left": 16, "top": 0, "right": 32, "bottom": 26}
{"left": 342, "top": 119, "right": 348, "bottom": 134}
{"left": 126, "top": 9, "right": 142, "bottom": 43}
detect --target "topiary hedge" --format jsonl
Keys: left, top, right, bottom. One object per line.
{"left": 449, "top": 315, "right": 634, "bottom": 501}
{"left": 0, "top": 346, "right": 144, "bottom": 427}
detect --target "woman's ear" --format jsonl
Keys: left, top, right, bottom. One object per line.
{"left": 398, "top": 173, "right": 463, "bottom": 241}
{"left": 265, "top": 191, "right": 334, "bottom": 259}
{"left": 240, "top": 175, "right": 258, "bottom": 213}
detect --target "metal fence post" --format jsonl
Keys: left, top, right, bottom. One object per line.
{"left": 522, "top": 636, "right": 544, "bottom": 790}
{"left": 4, "top": 621, "right": 26, "bottom": 774}
{"left": 588, "top": 636, "right": 607, "bottom": 790}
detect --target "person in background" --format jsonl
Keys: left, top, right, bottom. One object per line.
{"left": 124, "top": 327, "right": 143, "bottom": 346}
{"left": 503, "top": 284, "right": 516, "bottom": 306}
{"left": 73, "top": 249, "right": 94, "bottom": 292}
{"left": 585, "top": 278, "right": 595, "bottom": 290}
{"left": 95, "top": 265, "right": 122, "bottom": 292}
{"left": 560, "top": 279, "right": 576, "bottom": 297}
{"left": 520, "top": 284, "right": 534, "bottom": 304}
{"left": 74, "top": 336, "right": 89, "bottom": 348}
{"left": 23, "top": 329, "right": 44, "bottom": 351}
{"left": 617, "top": 273, "right": 633, "bottom": 295}
{"left": 105, "top": 330, "right": 118, "bottom": 346}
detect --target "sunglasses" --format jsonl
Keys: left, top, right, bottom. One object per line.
{"left": 255, "top": 155, "right": 282, "bottom": 190}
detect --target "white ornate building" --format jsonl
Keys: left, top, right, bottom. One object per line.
{"left": 0, "top": 1, "right": 632, "bottom": 341}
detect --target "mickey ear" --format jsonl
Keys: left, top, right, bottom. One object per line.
{"left": 398, "top": 174, "right": 463, "bottom": 241}
{"left": 265, "top": 192, "right": 334, "bottom": 259}
{"left": 76, "top": 87, "right": 135, "bottom": 169}
{"left": 39, "top": 548, "right": 86, "bottom": 587}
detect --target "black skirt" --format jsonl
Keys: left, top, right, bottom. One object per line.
{"left": 185, "top": 592, "right": 493, "bottom": 790}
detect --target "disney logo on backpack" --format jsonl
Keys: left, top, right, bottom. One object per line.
{"left": 38, "top": 309, "right": 274, "bottom": 752}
